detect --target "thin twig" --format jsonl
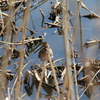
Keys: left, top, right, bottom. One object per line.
{"left": 0, "top": 38, "right": 43, "bottom": 45}
{"left": 47, "top": 53, "right": 60, "bottom": 100}
{"left": 39, "top": 9, "right": 45, "bottom": 27}
{"left": 79, "top": 70, "right": 100, "bottom": 99}
{"left": 35, "top": 61, "right": 47, "bottom": 100}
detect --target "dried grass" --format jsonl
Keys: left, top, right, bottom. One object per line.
{"left": 0, "top": 0, "right": 100, "bottom": 100}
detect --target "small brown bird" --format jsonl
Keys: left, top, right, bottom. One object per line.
{"left": 38, "top": 42, "right": 53, "bottom": 62}
{"left": 38, "top": 42, "right": 53, "bottom": 83}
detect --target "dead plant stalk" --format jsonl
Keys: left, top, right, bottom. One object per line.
{"left": 0, "top": 0, "right": 26, "bottom": 36}
{"left": 0, "top": 0, "right": 13, "bottom": 99}
{"left": 35, "top": 54, "right": 60, "bottom": 100}
{"left": 15, "top": 0, "right": 30, "bottom": 100}
{"left": 62, "top": 0, "right": 75, "bottom": 100}
{"left": 71, "top": 1, "right": 82, "bottom": 100}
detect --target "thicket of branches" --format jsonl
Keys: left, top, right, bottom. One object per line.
{"left": 0, "top": 0, "right": 100, "bottom": 100}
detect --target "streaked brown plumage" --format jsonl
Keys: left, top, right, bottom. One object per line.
{"left": 38, "top": 42, "right": 53, "bottom": 62}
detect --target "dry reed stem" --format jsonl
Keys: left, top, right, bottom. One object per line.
{"left": 75, "top": 65, "right": 83, "bottom": 79}
{"left": 35, "top": 62, "right": 46, "bottom": 100}
{"left": 70, "top": 1, "right": 82, "bottom": 100}
{"left": 0, "top": 1, "right": 14, "bottom": 99}
{"left": 36, "top": 51, "right": 60, "bottom": 100}
{"left": 0, "top": 38, "right": 43, "bottom": 45}
{"left": 0, "top": 45, "right": 6, "bottom": 49}
{"left": 79, "top": 69, "right": 100, "bottom": 99}
{"left": 39, "top": 9, "right": 45, "bottom": 27}
{"left": 0, "top": 0, "right": 25, "bottom": 36}
{"left": 15, "top": 0, "right": 30, "bottom": 99}
{"left": 89, "top": 93, "right": 100, "bottom": 100}
{"left": 11, "top": 77, "right": 18, "bottom": 96}
{"left": 10, "top": 61, "right": 30, "bottom": 97}
{"left": 72, "top": 0, "right": 81, "bottom": 44}
{"left": 20, "top": 93, "right": 27, "bottom": 99}
{"left": 8, "top": 88, "right": 10, "bottom": 100}
{"left": 79, "top": 8, "right": 83, "bottom": 52}
{"left": 2, "top": 0, "right": 13, "bottom": 69}
{"left": 47, "top": 53, "right": 60, "bottom": 99}
{"left": 61, "top": 0, "right": 75, "bottom": 100}
{"left": 71, "top": 49, "right": 79, "bottom": 100}
{"left": 35, "top": 61, "right": 47, "bottom": 100}
{"left": 56, "top": 0, "right": 58, "bottom": 5}
{"left": 35, "top": 55, "right": 60, "bottom": 100}
{"left": 80, "top": 1, "right": 100, "bottom": 18}
{"left": 1, "top": 12, "right": 9, "bottom": 17}
{"left": 0, "top": 9, "right": 4, "bottom": 29}
{"left": 46, "top": 57, "right": 65, "bottom": 67}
